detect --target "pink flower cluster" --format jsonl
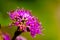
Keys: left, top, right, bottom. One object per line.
{"left": 8, "top": 8, "right": 42, "bottom": 37}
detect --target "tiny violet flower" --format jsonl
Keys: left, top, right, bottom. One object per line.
{"left": 0, "top": 30, "right": 10, "bottom": 40}
{"left": 16, "top": 36, "right": 27, "bottom": 40}
{"left": 8, "top": 8, "right": 43, "bottom": 38}
{"left": 2, "top": 33, "right": 10, "bottom": 40}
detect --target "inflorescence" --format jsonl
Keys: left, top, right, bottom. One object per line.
{"left": 8, "top": 8, "right": 42, "bottom": 38}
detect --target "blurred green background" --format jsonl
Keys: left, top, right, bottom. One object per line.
{"left": 0, "top": 0, "right": 60, "bottom": 40}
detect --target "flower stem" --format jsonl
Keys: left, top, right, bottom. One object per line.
{"left": 12, "top": 27, "right": 24, "bottom": 40}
